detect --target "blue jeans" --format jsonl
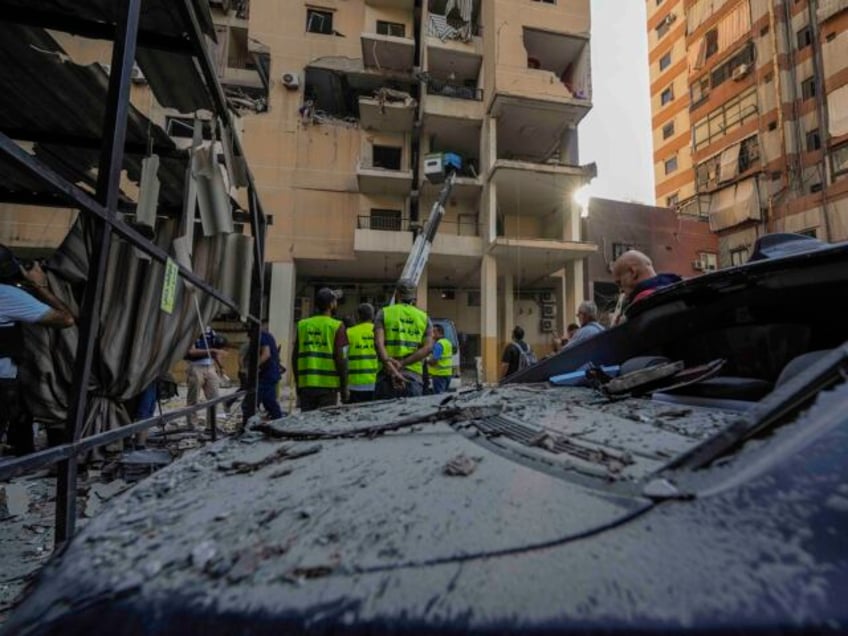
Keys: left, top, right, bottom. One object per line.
{"left": 431, "top": 376, "right": 450, "bottom": 395}
{"left": 243, "top": 382, "right": 283, "bottom": 420}
{"left": 135, "top": 382, "right": 158, "bottom": 420}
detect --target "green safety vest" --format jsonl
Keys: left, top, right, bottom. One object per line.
{"left": 382, "top": 303, "right": 428, "bottom": 376}
{"left": 429, "top": 337, "right": 453, "bottom": 377}
{"left": 296, "top": 315, "right": 342, "bottom": 389}
{"left": 346, "top": 322, "right": 378, "bottom": 387}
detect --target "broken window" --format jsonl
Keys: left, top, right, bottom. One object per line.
{"left": 797, "top": 25, "right": 812, "bottom": 49}
{"left": 522, "top": 27, "right": 591, "bottom": 99}
{"left": 801, "top": 77, "right": 816, "bottom": 100}
{"left": 377, "top": 20, "right": 406, "bottom": 38}
{"left": 665, "top": 155, "right": 678, "bottom": 174}
{"left": 428, "top": 0, "right": 481, "bottom": 41}
{"left": 806, "top": 129, "right": 821, "bottom": 152}
{"left": 306, "top": 8, "right": 334, "bottom": 35}
{"left": 372, "top": 145, "right": 402, "bottom": 170}
{"left": 666, "top": 193, "right": 679, "bottom": 207}
{"left": 832, "top": 142, "right": 848, "bottom": 177}
{"left": 738, "top": 135, "right": 760, "bottom": 172}
{"left": 369, "top": 209, "right": 403, "bottom": 231}
{"left": 705, "top": 29, "right": 718, "bottom": 58}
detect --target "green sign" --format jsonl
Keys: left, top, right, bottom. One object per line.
{"left": 160, "top": 258, "right": 179, "bottom": 314}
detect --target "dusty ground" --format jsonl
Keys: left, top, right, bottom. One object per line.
{"left": 0, "top": 384, "right": 253, "bottom": 623}
{"left": 0, "top": 374, "right": 475, "bottom": 623}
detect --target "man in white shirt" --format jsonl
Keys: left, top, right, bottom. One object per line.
{"left": 0, "top": 244, "right": 75, "bottom": 455}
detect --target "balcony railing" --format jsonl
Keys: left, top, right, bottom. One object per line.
{"left": 424, "top": 76, "right": 482, "bottom": 101}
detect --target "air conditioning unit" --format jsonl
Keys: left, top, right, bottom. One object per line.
{"left": 732, "top": 64, "right": 750, "bottom": 81}
{"left": 281, "top": 71, "right": 300, "bottom": 89}
{"left": 540, "top": 318, "right": 555, "bottom": 333}
{"left": 540, "top": 291, "right": 555, "bottom": 303}
{"left": 542, "top": 304, "right": 557, "bottom": 318}
{"left": 662, "top": 13, "right": 677, "bottom": 26}
{"left": 692, "top": 259, "right": 705, "bottom": 271}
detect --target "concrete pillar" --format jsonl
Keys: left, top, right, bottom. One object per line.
{"left": 558, "top": 125, "right": 579, "bottom": 165}
{"left": 553, "top": 268, "right": 567, "bottom": 335}
{"left": 501, "top": 273, "right": 513, "bottom": 346}
{"left": 480, "top": 254, "right": 498, "bottom": 383}
{"left": 564, "top": 200, "right": 581, "bottom": 242}
{"left": 416, "top": 266, "right": 428, "bottom": 312}
{"left": 268, "top": 261, "right": 297, "bottom": 357}
{"left": 564, "top": 259, "right": 584, "bottom": 325}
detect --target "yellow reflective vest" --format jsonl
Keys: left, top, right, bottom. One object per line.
{"left": 346, "top": 321, "right": 378, "bottom": 388}
{"left": 428, "top": 337, "right": 453, "bottom": 377}
{"left": 382, "top": 303, "right": 428, "bottom": 376}
{"left": 296, "top": 315, "right": 342, "bottom": 389}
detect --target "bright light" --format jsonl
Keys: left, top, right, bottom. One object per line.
{"left": 574, "top": 185, "right": 591, "bottom": 218}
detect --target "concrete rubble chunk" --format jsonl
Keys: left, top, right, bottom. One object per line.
{"left": 443, "top": 454, "right": 479, "bottom": 476}
{"left": 0, "top": 483, "right": 29, "bottom": 518}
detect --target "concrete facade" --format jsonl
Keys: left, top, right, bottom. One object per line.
{"left": 646, "top": 0, "right": 848, "bottom": 266}
{"left": 0, "top": 0, "right": 598, "bottom": 383}
{"left": 243, "top": 0, "right": 597, "bottom": 381}
{"left": 583, "top": 197, "right": 719, "bottom": 323}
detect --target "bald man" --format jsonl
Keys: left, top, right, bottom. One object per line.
{"left": 611, "top": 250, "right": 682, "bottom": 322}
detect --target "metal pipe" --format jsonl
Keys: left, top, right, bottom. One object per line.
{"left": 806, "top": 0, "right": 833, "bottom": 242}
{"left": 57, "top": 0, "right": 143, "bottom": 544}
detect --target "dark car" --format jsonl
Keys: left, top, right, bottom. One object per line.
{"left": 5, "top": 234, "right": 848, "bottom": 635}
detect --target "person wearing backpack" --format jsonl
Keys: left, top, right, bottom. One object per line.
{"left": 500, "top": 325, "right": 536, "bottom": 380}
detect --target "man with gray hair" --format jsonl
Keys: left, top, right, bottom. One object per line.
{"left": 564, "top": 300, "right": 605, "bottom": 350}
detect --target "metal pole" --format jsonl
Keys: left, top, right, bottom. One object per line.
{"left": 56, "top": 0, "right": 142, "bottom": 544}
{"left": 243, "top": 186, "right": 265, "bottom": 425}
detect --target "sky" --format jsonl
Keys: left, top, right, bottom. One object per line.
{"left": 579, "top": 0, "right": 656, "bottom": 205}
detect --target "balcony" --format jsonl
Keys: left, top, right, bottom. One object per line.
{"left": 361, "top": 32, "right": 415, "bottom": 72}
{"left": 490, "top": 160, "right": 591, "bottom": 217}
{"left": 358, "top": 91, "right": 416, "bottom": 132}
{"left": 354, "top": 216, "right": 482, "bottom": 258}
{"left": 356, "top": 160, "right": 414, "bottom": 196}
{"left": 491, "top": 29, "right": 591, "bottom": 130}
{"left": 426, "top": 0, "right": 482, "bottom": 45}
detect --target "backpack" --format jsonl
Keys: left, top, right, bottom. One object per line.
{"left": 514, "top": 341, "right": 537, "bottom": 371}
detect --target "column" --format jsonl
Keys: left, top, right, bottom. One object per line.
{"left": 480, "top": 254, "right": 498, "bottom": 383}
{"left": 564, "top": 259, "right": 584, "bottom": 324}
{"left": 268, "top": 261, "right": 297, "bottom": 356}
{"left": 553, "top": 268, "right": 567, "bottom": 335}
{"left": 501, "top": 273, "right": 513, "bottom": 346}
{"left": 416, "top": 266, "right": 428, "bottom": 312}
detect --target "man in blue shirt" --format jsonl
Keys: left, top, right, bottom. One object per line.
{"left": 242, "top": 321, "right": 283, "bottom": 421}
{"left": 0, "top": 244, "right": 75, "bottom": 455}
{"left": 564, "top": 300, "right": 606, "bottom": 350}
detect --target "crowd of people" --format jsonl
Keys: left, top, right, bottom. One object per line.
{"left": 2, "top": 238, "right": 684, "bottom": 454}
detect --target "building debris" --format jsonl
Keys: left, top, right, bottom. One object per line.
{"left": 0, "top": 483, "right": 29, "bottom": 519}
{"left": 443, "top": 453, "right": 479, "bottom": 476}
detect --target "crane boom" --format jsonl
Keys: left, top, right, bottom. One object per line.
{"left": 395, "top": 170, "right": 457, "bottom": 293}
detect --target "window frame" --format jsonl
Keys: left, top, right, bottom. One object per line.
{"left": 664, "top": 155, "right": 678, "bottom": 174}
{"left": 801, "top": 77, "right": 817, "bottom": 100}
{"left": 376, "top": 20, "right": 406, "bottom": 38}
{"left": 661, "top": 86, "right": 674, "bottom": 105}
{"left": 659, "top": 51, "right": 672, "bottom": 71}
{"left": 306, "top": 7, "right": 334, "bottom": 35}
{"left": 662, "top": 121, "right": 675, "bottom": 139}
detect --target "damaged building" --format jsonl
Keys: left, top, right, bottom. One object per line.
{"left": 232, "top": 0, "right": 597, "bottom": 381}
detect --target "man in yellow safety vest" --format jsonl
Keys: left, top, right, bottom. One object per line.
{"left": 346, "top": 303, "right": 377, "bottom": 403}
{"left": 374, "top": 280, "right": 433, "bottom": 399}
{"left": 292, "top": 288, "right": 348, "bottom": 411}
{"left": 427, "top": 323, "right": 453, "bottom": 395}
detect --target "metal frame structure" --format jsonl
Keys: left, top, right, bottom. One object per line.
{"left": 0, "top": 0, "right": 268, "bottom": 544}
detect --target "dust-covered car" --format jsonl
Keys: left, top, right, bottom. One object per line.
{"left": 5, "top": 234, "right": 848, "bottom": 635}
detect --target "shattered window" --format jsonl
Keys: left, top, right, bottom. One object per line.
{"left": 306, "top": 8, "right": 334, "bottom": 35}
{"left": 372, "top": 145, "right": 402, "bottom": 170}
{"left": 376, "top": 21, "right": 405, "bottom": 38}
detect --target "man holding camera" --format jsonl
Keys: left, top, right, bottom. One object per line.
{"left": 0, "top": 244, "right": 75, "bottom": 455}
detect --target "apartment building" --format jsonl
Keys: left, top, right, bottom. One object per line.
{"left": 646, "top": 0, "right": 848, "bottom": 265}
{"left": 241, "top": 0, "right": 597, "bottom": 381}
{"left": 0, "top": 0, "right": 596, "bottom": 383}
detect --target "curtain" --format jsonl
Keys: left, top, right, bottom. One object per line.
{"left": 717, "top": 2, "right": 751, "bottom": 55}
